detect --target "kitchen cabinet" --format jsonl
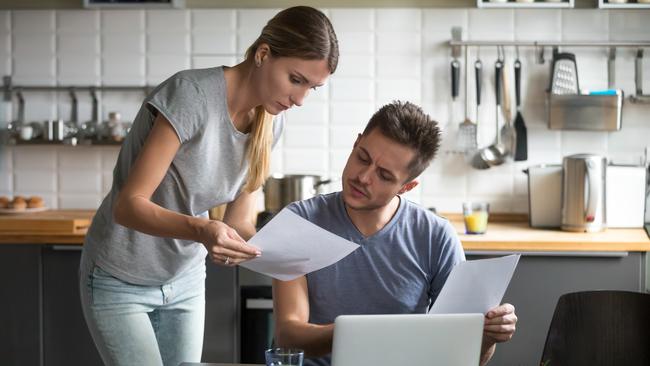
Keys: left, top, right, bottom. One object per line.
{"left": 0, "top": 245, "right": 42, "bottom": 366}
{"left": 598, "top": 0, "right": 650, "bottom": 8}
{"left": 466, "top": 251, "right": 646, "bottom": 365}
{"left": 477, "top": 0, "right": 574, "bottom": 8}
{"left": 0, "top": 244, "right": 238, "bottom": 365}
{"left": 41, "top": 245, "right": 103, "bottom": 365}
{"left": 203, "top": 262, "right": 239, "bottom": 363}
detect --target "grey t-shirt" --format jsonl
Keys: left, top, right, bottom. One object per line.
{"left": 287, "top": 192, "right": 465, "bottom": 366}
{"left": 83, "top": 67, "right": 284, "bottom": 285}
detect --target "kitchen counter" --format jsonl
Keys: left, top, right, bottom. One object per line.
{"left": 447, "top": 213, "right": 650, "bottom": 253}
{"left": 1, "top": 210, "right": 649, "bottom": 252}
{"left": 0, "top": 210, "right": 92, "bottom": 244}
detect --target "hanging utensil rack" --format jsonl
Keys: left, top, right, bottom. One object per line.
{"left": 2, "top": 75, "right": 152, "bottom": 101}
{"left": 448, "top": 28, "right": 650, "bottom": 104}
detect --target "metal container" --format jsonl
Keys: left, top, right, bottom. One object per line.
{"left": 548, "top": 93, "right": 623, "bottom": 131}
{"left": 263, "top": 174, "right": 331, "bottom": 213}
{"left": 524, "top": 165, "right": 562, "bottom": 228}
{"left": 45, "top": 119, "right": 65, "bottom": 141}
{"left": 561, "top": 154, "right": 607, "bottom": 232}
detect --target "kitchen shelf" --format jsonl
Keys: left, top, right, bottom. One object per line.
{"left": 83, "top": 0, "right": 185, "bottom": 8}
{"left": 598, "top": 0, "right": 650, "bottom": 8}
{"left": 477, "top": 0, "right": 574, "bottom": 8}
{"left": 2, "top": 76, "right": 152, "bottom": 102}
{"left": 6, "top": 139, "right": 123, "bottom": 147}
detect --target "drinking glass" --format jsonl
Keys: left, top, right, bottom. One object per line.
{"left": 265, "top": 348, "right": 304, "bottom": 366}
{"left": 462, "top": 202, "right": 490, "bottom": 234}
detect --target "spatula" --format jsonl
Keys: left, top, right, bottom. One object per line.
{"left": 513, "top": 56, "right": 528, "bottom": 161}
{"left": 457, "top": 47, "right": 477, "bottom": 153}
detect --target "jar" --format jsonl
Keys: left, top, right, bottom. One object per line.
{"left": 108, "top": 111, "right": 124, "bottom": 142}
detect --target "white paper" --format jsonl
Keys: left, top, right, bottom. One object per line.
{"left": 240, "top": 208, "right": 360, "bottom": 281}
{"left": 428, "top": 254, "right": 520, "bottom": 315}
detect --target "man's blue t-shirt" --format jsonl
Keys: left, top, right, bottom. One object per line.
{"left": 286, "top": 192, "right": 465, "bottom": 366}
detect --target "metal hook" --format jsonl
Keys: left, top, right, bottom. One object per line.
{"left": 69, "top": 87, "right": 78, "bottom": 124}
{"left": 635, "top": 48, "right": 644, "bottom": 96}
{"left": 89, "top": 87, "right": 99, "bottom": 124}
{"left": 535, "top": 42, "right": 545, "bottom": 64}
{"left": 16, "top": 88, "right": 24, "bottom": 124}
{"left": 516, "top": 45, "right": 520, "bottom": 60}
{"left": 608, "top": 47, "right": 616, "bottom": 89}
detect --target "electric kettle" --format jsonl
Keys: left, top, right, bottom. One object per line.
{"left": 561, "top": 154, "right": 607, "bottom": 232}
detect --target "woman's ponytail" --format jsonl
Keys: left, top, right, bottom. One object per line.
{"left": 243, "top": 105, "right": 274, "bottom": 193}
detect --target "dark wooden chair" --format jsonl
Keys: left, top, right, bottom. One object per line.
{"left": 540, "top": 290, "right": 650, "bottom": 366}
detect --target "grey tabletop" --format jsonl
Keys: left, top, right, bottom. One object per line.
{"left": 180, "top": 363, "right": 263, "bottom": 366}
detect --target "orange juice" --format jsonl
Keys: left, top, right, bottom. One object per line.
{"left": 464, "top": 211, "right": 489, "bottom": 234}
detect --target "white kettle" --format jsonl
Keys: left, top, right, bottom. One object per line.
{"left": 561, "top": 154, "right": 607, "bottom": 232}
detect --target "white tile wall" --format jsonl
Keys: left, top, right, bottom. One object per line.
{"left": 0, "top": 11, "right": 11, "bottom": 33}
{"left": 101, "top": 10, "right": 145, "bottom": 86}
{"left": 101, "top": 10, "right": 145, "bottom": 33}
{"left": 192, "top": 55, "right": 235, "bottom": 69}
{"left": 14, "top": 171, "right": 57, "bottom": 192}
{"left": 286, "top": 103, "right": 328, "bottom": 125}
{"left": 562, "top": 10, "right": 609, "bottom": 41}
{"left": 58, "top": 171, "right": 102, "bottom": 193}
{"left": 191, "top": 9, "right": 236, "bottom": 31}
{"left": 12, "top": 11, "right": 55, "bottom": 34}
{"left": 56, "top": 10, "right": 99, "bottom": 33}
{"left": 1, "top": 8, "right": 649, "bottom": 211}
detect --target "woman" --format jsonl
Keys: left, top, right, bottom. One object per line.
{"left": 79, "top": 6, "right": 338, "bottom": 366}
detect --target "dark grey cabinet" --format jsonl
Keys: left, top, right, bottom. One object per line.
{"left": 466, "top": 251, "right": 647, "bottom": 366}
{"left": 202, "top": 262, "right": 239, "bottom": 363}
{"left": 0, "top": 244, "right": 239, "bottom": 365}
{"left": 42, "top": 246, "right": 103, "bottom": 366}
{"left": 0, "top": 245, "right": 42, "bottom": 366}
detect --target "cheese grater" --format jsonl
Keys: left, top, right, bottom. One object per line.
{"left": 550, "top": 52, "right": 579, "bottom": 95}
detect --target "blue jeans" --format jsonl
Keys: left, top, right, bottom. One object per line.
{"left": 79, "top": 257, "right": 206, "bottom": 366}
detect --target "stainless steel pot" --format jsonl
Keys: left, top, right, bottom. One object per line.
{"left": 263, "top": 174, "right": 331, "bottom": 213}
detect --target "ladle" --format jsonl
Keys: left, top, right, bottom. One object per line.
{"left": 472, "top": 52, "right": 507, "bottom": 169}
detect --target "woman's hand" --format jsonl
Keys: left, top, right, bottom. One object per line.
{"left": 200, "top": 220, "right": 261, "bottom": 266}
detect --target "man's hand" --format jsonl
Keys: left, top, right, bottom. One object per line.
{"left": 479, "top": 303, "right": 517, "bottom": 365}
{"left": 484, "top": 303, "right": 517, "bottom": 343}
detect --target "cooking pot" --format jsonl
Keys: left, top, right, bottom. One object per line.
{"left": 263, "top": 174, "right": 331, "bottom": 213}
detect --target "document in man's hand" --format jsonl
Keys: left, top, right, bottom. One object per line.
{"left": 240, "top": 208, "right": 360, "bottom": 281}
{"left": 428, "top": 254, "right": 520, "bottom": 315}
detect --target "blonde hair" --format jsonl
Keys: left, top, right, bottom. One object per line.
{"left": 243, "top": 106, "right": 274, "bottom": 193}
{"left": 242, "top": 6, "right": 339, "bottom": 192}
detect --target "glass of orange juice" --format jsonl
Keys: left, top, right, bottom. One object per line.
{"left": 462, "top": 202, "right": 490, "bottom": 234}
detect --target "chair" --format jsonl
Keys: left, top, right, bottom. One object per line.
{"left": 540, "top": 290, "right": 650, "bottom": 366}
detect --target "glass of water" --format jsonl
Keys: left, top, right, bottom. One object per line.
{"left": 265, "top": 347, "right": 304, "bottom": 366}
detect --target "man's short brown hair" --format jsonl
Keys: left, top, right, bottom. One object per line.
{"left": 362, "top": 101, "right": 441, "bottom": 181}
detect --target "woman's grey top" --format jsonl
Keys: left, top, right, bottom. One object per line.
{"left": 83, "top": 66, "right": 284, "bottom": 285}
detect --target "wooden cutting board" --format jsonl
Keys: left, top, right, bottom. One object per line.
{"left": 0, "top": 210, "right": 94, "bottom": 234}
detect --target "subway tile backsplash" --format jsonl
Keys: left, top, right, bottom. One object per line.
{"left": 0, "top": 8, "right": 648, "bottom": 212}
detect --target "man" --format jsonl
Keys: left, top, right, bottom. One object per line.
{"left": 273, "top": 101, "right": 517, "bottom": 366}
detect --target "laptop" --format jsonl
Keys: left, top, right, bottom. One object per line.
{"left": 331, "top": 313, "right": 484, "bottom": 366}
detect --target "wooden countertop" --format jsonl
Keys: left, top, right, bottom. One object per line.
{"left": 1, "top": 210, "right": 649, "bottom": 252}
{"left": 0, "top": 210, "right": 92, "bottom": 244}
{"left": 445, "top": 213, "right": 650, "bottom": 252}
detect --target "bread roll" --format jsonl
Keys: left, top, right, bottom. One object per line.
{"left": 11, "top": 196, "right": 27, "bottom": 210}
{"left": 27, "top": 196, "right": 45, "bottom": 208}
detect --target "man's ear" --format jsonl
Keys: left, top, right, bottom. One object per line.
{"left": 398, "top": 179, "right": 419, "bottom": 195}
{"left": 353, "top": 133, "right": 362, "bottom": 148}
